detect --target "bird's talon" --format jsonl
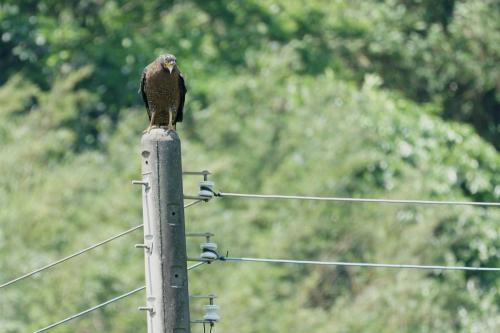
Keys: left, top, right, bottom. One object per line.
{"left": 143, "top": 125, "right": 159, "bottom": 133}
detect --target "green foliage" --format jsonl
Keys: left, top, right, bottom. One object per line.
{"left": 0, "top": 1, "right": 499, "bottom": 332}
{"left": 2, "top": 0, "right": 498, "bottom": 146}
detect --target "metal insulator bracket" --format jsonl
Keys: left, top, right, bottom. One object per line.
{"left": 183, "top": 170, "right": 217, "bottom": 201}
{"left": 138, "top": 306, "right": 155, "bottom": 315}
{"left": 132, "top": 180, "right": 149, "bottom": 188}
{"left": 186, "top": 232, "right": 219, "bottom": 262}
{"left": 135, "top": 242, "right": 153, "bottom": 254}
{"left": 198, "top": 180, "right": 215, "bottom": 199}
{"left": 204, "top": 304, "right": 220, "bottom": 322}
{"left": 190, "top": 294, "right": 220, "bottom": 323}
{"left": 200, "top": 242, "right": 218, "bottom": 261}
{"left": 183, "top": 170, "right": 211, "bottom": 180}
{"left": 186, "top": 232, "right": 214, "bottom": 239}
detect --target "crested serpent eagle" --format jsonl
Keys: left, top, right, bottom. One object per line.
{"left": 139, "top": 53, "right": 187, "bottom": 131}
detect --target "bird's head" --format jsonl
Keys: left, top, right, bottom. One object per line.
{"left": 160, "top": 53, "right": 177, "bottom": 73}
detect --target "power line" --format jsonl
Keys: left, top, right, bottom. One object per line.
{"left": 33, "top": 286, "right": 145, "bottom": 333}
{"left": 33, "top": 262, "right": 206, "bottom": 333}
{"left": 220, "top": 256, "right": 500, "bottom": 272}
{"left": 2, "top": 202, "right": 202, "bottom": 290}
{"left": 187, "top": 261, "right": 207, "bottom": 270}
{"left": 184, "top": 199, "right": 203, "bottom": 208}
{"left": 217, "top": 191, "right": 500, "bottom": 207}
{"left": 0, "top": 224, "right": 143, "bottom": 289}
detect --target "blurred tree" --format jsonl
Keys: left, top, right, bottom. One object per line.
{"left": 1, "top": 0, "right": 497, "bottom": 146}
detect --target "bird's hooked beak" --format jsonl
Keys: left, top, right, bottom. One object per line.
{"left": 164, "top": 60, "right": 175, "bottom": 73}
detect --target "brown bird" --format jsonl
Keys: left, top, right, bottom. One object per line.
{"left": 139, "top": 53, "right": 187, "bottom": 132}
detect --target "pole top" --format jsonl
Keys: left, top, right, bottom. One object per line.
{"left": 141, "top": 128, "right": 180, "bottom": 144}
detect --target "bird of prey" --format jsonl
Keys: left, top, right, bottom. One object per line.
{"left": 139, "top": 53, "right": 187, "bottom": 132}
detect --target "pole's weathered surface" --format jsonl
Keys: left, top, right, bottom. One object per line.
{"left": 140, "top": 129, "right": 190, "bottom": 333}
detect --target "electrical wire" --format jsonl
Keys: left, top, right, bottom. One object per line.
{"left": 0, "top": 224, "right": 143, "bottom": 289}
{"left": 217, "top": 191, "right": 500, "bottom": 207}
{"left": 33, "top": 262, "right": 206, "bottom": 332}
{"left": 33, "top": 286, "right": 146, "bottom": 333}
{"left": 1, "top": 202, "right": 201, "bottom": 290}
{"left": 188, "top": 261, "right": 207, "bottom": 270}
{"left": 220, "top": 256, "right": 500, "bottom": 272}
{"left": 184, "top": 199, "right": 203, "bottom": 208}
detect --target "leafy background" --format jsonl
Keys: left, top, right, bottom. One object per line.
{"left": 0, "top": 1, "right": 498, "bottom": 332}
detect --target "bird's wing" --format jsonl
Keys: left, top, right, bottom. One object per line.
{"left": 138, "top": 68, "right": 151, "bottom": 120}
{"left": 175, "top": 73, "right": 187, "bottom": 123}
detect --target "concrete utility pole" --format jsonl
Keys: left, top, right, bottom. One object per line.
{"left": 138, "top": 129, "right": 191, "bottom": 333}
